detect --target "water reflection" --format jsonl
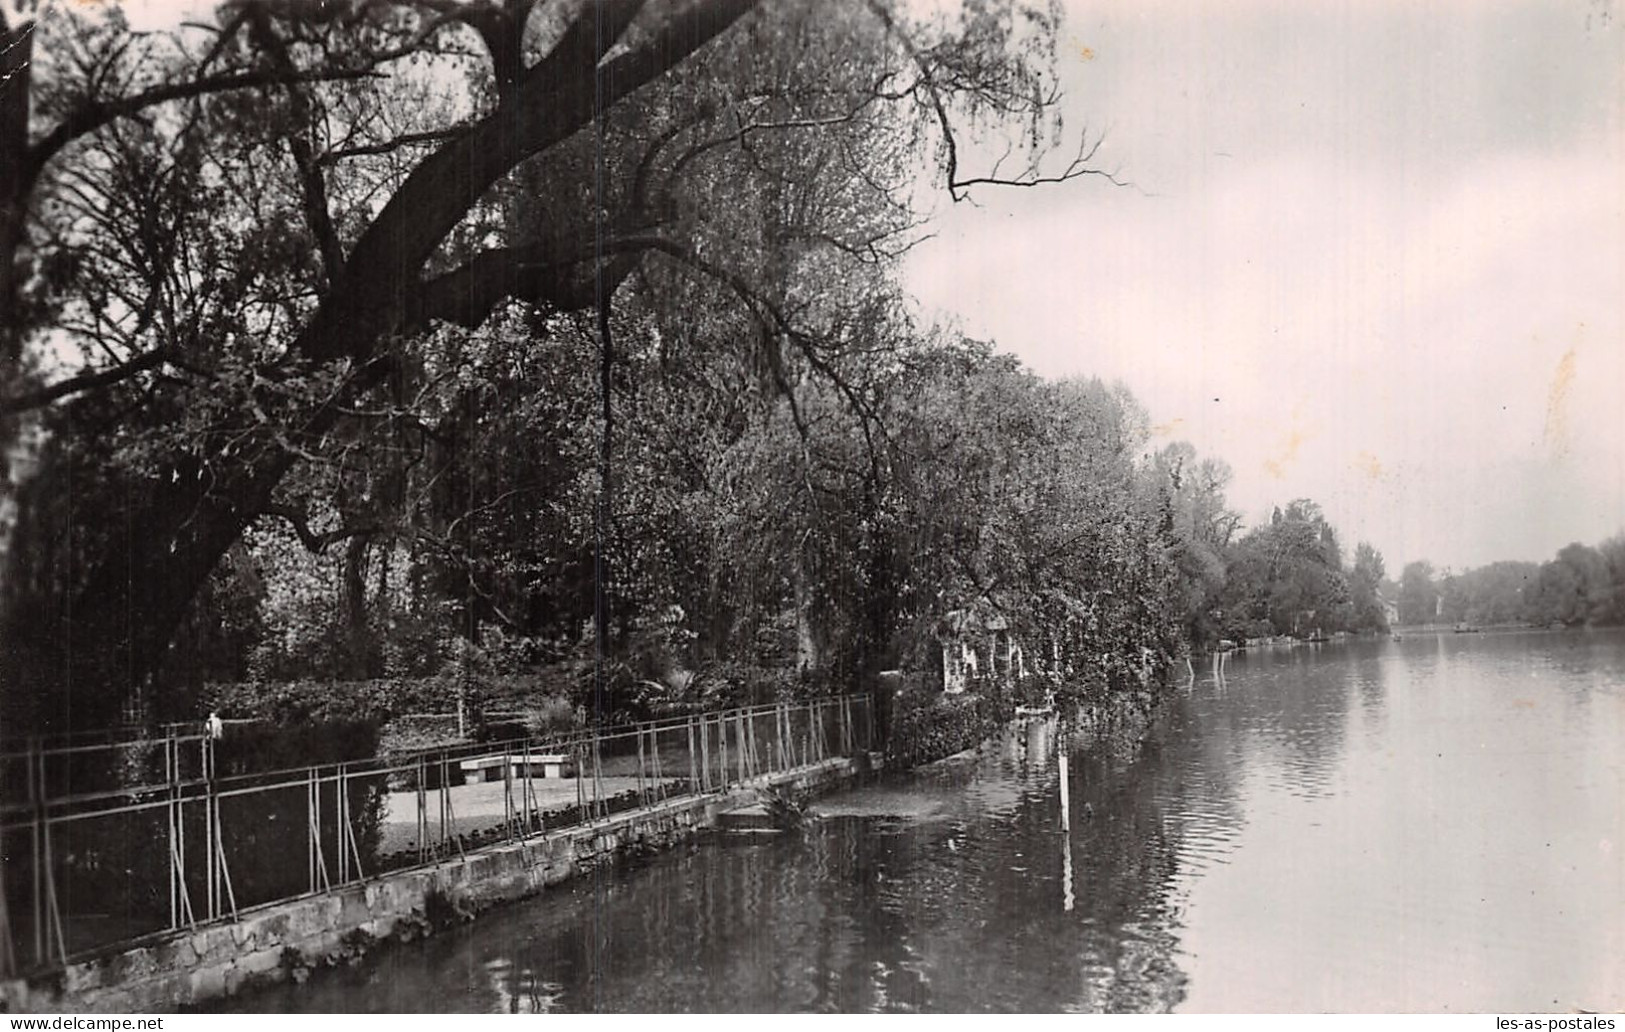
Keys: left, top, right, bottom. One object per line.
{"left": 229, "top": 630, "right": 1624, "bottom": 1013}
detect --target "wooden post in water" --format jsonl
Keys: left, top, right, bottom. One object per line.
{"left": 1058, "top": 752, "right": 1071, "bottom": 832}
{"left": 1062, "top": 830, "right": 1075, "bottom": 913}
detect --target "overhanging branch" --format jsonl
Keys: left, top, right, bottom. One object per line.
{"left": 24, "top": 64, "right": 385, "bottom": 191}
{"left": 0, "top": 348, "right": 177, "bottom": 416}
{"left": 259, "top": 502, "right": 382, "bottom": 553}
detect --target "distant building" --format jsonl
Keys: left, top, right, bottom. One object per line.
{"left": 1380, "top": 593, "right": 1400, "bottom": 626}
{"left": 938, "top": 607, "right": 1022, "bottom": 693}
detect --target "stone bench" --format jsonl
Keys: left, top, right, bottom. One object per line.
{"left": 459, "top": 753, "right": 575, "bottom": 783}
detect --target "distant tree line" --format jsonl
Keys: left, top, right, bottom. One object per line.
{"left": 1394, "top": 537, "right": 1625, "bottom": 628}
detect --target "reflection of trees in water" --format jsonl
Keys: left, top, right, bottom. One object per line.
{"left": 505, "top": 710, "right": 1234, "bottom": 1012}
{"left": 1206, "top": 647, "right": 1362, "bottom": 798}
{"left": 1059, "top": 710, "right": 1205, "bottom": 1011}
{"left": 227, "top": 695, "right": 1254, "bottom": 1013}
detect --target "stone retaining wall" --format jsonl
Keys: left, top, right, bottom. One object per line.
{"left": 1, "top": 754, "right": 875, "bottom": 1013}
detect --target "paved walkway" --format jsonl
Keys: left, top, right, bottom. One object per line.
{"left": 377, "top": 776, "right": 681, "bottom": 855}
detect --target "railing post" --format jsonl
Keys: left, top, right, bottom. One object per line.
{"left": 29, "top": 738, "right": 42, "bottom": 965}
{"left": 416, "top": 756, "right": 428, "bottom": 865}
{"left": 214, "top": 796, "right": 239, "bottom": 920}
{"left": 309, "top": 767, "right": 330, "bottom": 894}
{"left": 307, "top": 766, "right": 316, "bottom": 894}
{"left": 0, "top": 831, "right": 13, "bottom": 979}
{"left": 203, "top": 736, "right": 216, "bottom": 921}
{"left": 591, "top": 735, "right": 605, "bottom": 820}
{"left": 521, "top": 739, "right": 537, "bottom": 836}
{"left": 636, "top": 725, "right": 648, "bottom": 807}
{"left": 441, "top": 755, "right": 465, "bottom": 862}
{"left": 438, "top": 753, "right": 449, "bottom": 857}
{"left": 340, "top": 763, "right": 366, "bottom": 884}
{"left": 167, "top": 732, "right": 195, "bottom": 930}
{"left": 336, "top": 764, "right": 348, "bottom": 885}
{"left": 686, "top": 719, "right": 698, "bottom": 792}
{"left": 503, "top": 744, "right": 515, "bottom": 841}
{"left": 810, "top": 700, "right": 821, "bottom": 761}
{"left": 40, "top": 813, "right": 65, "bottom": 967}
{"left": 0, "top": 789, "right": 13, "bottom": 977}
{"left": 695, "top": 718, "right": 708, "bottom": 789}
{"left": 745, "top": 713, "right": 759, "bottom": 779}
{"left": 719, "top": 713, "right": 730, "bottom": 788}
{"left": 165, "top": 735, "right": 175, "bottom": 929}
{"left": 649, "top": 726, "right": 665, "bottom": 801}
{"left": 578, "top": 744, "right": 591, "bottom": 822}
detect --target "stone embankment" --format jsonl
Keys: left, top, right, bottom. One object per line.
{"left": 1, "top": 754, "right": 877, "bottom": 1013}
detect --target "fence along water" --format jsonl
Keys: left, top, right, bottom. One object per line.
{"left": 0, "top": 694, "right": 873, "bottom": 977}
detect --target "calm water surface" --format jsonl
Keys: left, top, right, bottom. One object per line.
{"left": 239, "top": 631, "right": 1625, "bottom": 1012}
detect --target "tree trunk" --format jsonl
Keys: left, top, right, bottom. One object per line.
{"left": 0, "top": 16, "right": 30, "bottom": 348}
{"left": 794, "top": 551, "right": 822, "bottom": 673}
{"left": 341, "top": 534, "right": 373, "bottom": 679}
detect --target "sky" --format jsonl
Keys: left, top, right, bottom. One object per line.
{"left": 903, "top": 0, "right": 1624, "bottom": 574}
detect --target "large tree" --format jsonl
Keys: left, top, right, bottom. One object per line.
{"left": 1217, "top": 499, "right": 1350, "bottom": 637}
{"left": 1348, "top": 541, "right": 1387, "bottom": 633}
{"left": 1396, "top": 560, "right": 1438, "bottom": 627}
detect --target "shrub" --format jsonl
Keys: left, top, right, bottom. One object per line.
{"left": 885, "top": 685, "right": 1009, "bottom": 768}
{"left": 523, "top": 695, "right": 581, "bottom": 740}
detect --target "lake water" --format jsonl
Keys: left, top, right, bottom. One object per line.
{"left": 235, "top": 630, "right": 1625, "bottom": 1012}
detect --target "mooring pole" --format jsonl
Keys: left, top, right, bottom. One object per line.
{"left": 1062, "top": 829, "right": 1075, "bottom": 913}
{"left": 29, "top": 740, "right": 42, "bottom": 965}
{"left": 1058, "top": 751, "right": 1071, "bottom": 832}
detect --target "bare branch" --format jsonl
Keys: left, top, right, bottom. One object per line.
{"left": 24, "top": 64, "right": 385, "bottom": 191}
{"left": 259, "top": 502, "right": 381, "bottom": 553}
{"left": 294, "top": 0, "right": 760, "bottom": 364}
{"left": 949, "top": 132, "right": 1140, "bottom": 196}
{"left": 319, "top": 126, "right": 467, "bottom": 164}
{"left": 248, "top": 7, "right": 346, "bottom": 286}
{"left": 0, "top": 348, "right": 177, "bottom": 416}
{"left": 631, "top": 234, "right": 885, "bottom": 478}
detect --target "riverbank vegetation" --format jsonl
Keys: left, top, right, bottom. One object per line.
{"left": 0, "top": 0, "right": 1398, "bottom": 749}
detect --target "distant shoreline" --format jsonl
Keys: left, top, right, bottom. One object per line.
{"left": 1387, "top": 622, "right": 1581, "bottom": 635}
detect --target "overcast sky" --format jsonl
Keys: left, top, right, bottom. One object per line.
{"left": 904, "top": 0, "right": 1624, "bottom": 574}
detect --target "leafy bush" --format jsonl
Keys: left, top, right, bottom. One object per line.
{"left": 885, "top": 684, "right": 1009, "bottom": 768}
{"left": 523, "top": 695, "right": 581, "bottom": 740}
{"left": 213, "top": 718, "right": 381, "bottom": 774}
{"left": 205, "top": 678, "right": 427, "bottom": 724}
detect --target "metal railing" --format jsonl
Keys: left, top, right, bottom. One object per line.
{"left": 0, "top": 694, "right": 873, "bottom": 977}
